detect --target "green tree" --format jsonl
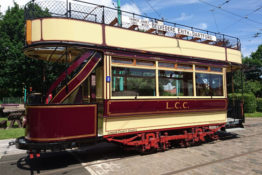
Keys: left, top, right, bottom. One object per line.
{"left": 243, "top": 57, "right": 262, "bottom": 81}
{"left": 242, "top": 44, "right": 262, "bottom": 97}
{"left": 0, "top": 3, "right": 25, "bottom": 98}
{"left": 0, "top": 2, "right": 54, "bottom": 99}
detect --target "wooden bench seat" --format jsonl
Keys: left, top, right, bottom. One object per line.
{"left": 128, "top": 24, "right": 138, "bottom": 30}
{"left": 175, "top": 34, "right": 187, "bottom": 39}
{"left": 146, "top": 28, "right": 156, "bottom": 33}
{"left": 109, "top": 18, "right": 118, "bottom": 26}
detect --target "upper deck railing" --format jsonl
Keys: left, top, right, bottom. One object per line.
{"left": 25, "top": 0, "right": 241, "bottom": 51}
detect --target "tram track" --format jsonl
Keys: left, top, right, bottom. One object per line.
{"left": 161, "top": 148, "right": 262, "bottom": 175}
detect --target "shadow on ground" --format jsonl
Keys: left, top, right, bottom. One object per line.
{"left": 14, "top": 132, "right": 240, "bottom": 175}
{"left": 15, "top": 142, "right": 138, "bottom": 175}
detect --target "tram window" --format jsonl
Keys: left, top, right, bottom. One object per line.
{"left": 112, "top": 58, "right": 133, "bottom": 64}
{"left": 210, "top": 67, "right": 222, "bottom": 72}
{"left": 112, "top": 67, "right": 156, "bottom": 96}
{"left": 158, "top": 62, "right": 175, "bottom": 68}
{"left": 196, "top": 73, "right": 223, "bottom": 96}
{"left": 195, "top": 65, "right": 208, "bottom": 71}
{"left": 159, "top": 70, "right": 193, "bottom": 96}
{"left": 177, "top": 64, "right": 192, "bottom": 70}
{"left": 136, "top": 60, "right": 155, "bottom": 66}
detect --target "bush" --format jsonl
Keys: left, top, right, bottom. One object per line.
{"left": 228, "top": 93, "right": 257, "bottom": 113}
{"left": 257, "top": 98, "right": 262, "bottom": 112}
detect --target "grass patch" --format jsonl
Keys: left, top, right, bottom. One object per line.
{"left": 245, "top": 112, "right": 262, "bottom": 118}
{"left": 0, "top": 117, "right": 24, "bottom": 139}
{"left": 0, "top": 128, "right": 25, "bottom": 140}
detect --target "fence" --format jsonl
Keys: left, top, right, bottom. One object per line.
{"left": 24, "top": 0, "right": 241, "bottom": 50}
{"left": 1, "top": 97, "right": 23, "bottom": 104}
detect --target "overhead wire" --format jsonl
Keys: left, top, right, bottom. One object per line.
{"left": 127, "top": 0, "right": 148, "bottom": 16}
{"left": 221, "top": 6, "right": 262, "bottom": 38}
{"left": 223, "top": 6, "right": 262, "bottom": 30}
{"left": 210, "top": 10, "right": 220, "bottom": 33}
{"left": 198, "top": 0, "right": 262, "bottom": 25}
{"left": 210, "top": 0, "right": 231, "bottom": 11}
{"left": 143, "top": 0, "right": 163, "bottom": 19}
{"left": 209, "top": 0, "right": 232, "bottom": 33}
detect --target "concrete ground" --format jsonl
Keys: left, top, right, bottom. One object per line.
{"left": 0, "top": 118, "right": 262, "bottom": 175}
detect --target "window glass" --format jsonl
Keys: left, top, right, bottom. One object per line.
{"left": 177, "top": 64, "right": 192, "bottom": 69}
{"left": 136, "top": 60, "right": 155, "bottom": 66}
{"left": 112, "top": 58, "right": 133, "bottom": 64}
{"left": 159, "top": 62, "right": 175, "bottom": 68}
{"left": 210, "top": 67, "right": 222, "bottom": 72}
{"left": 159, "top": 70, "right": 193, "bottom": 96}
{"left": 196, "top": 65, "right": 208, "bottom": 71}
{"left": 196, "top": 73, "right": 223, "bottom": 96}
{"left": 112, "top": 67, "right": 156, "bottom": 96}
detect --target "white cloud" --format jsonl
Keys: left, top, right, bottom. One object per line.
{"left": 122, "top": 3, "right": 141, "bottom": 15}
{"left": 0, "top": 0, "right": 30, "bottom": 13}
{"left": 196, "top": 23, "right": 208, "bottom": 30}
{"left": 242, "top": 47, "right": 254, "bottom": 57}
{"left": 70, "top": 0, "right": 114, "bottom": 8}
{"left": 172, "top": 12, "right": 193, "bottom": 22}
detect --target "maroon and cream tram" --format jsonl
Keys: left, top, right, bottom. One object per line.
{"left": 16, "top": 0, "right": 243, "bottom": 157}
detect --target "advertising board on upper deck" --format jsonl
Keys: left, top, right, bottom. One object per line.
{"left": 122, "top": 15, "right": 217, "bottom": 42}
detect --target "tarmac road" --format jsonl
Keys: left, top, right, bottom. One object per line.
{"left": 0, "top": 118, "right": 262, "bottom": 175}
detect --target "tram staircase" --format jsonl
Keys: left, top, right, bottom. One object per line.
{"left": 47, "top": 50, "right": 102, "bottom": 104}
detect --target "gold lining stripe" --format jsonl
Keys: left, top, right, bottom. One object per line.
{"left": 26, "top": 133, "right": 96, "bottom": 142}
{"left": 27, "top": 104, "right": 97, "bottom": 109}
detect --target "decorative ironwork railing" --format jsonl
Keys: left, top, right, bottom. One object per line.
{"left": 24, "top": 0, "right": 241, "bottom": 50}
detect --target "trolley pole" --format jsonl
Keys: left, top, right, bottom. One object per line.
{"left": 117, "top": 0, "right": 122, "bottom": 26}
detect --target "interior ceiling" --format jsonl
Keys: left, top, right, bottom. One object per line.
{"left": 24, "top": 45, "right": 89, "bottom": 63}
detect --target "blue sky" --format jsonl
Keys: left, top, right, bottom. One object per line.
{"left": 1, "top": 0, "right": 261, "bottom": 57}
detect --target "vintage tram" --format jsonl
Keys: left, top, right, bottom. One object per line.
{"left": 16, "top": 0, "right": 243, "bottom": 157}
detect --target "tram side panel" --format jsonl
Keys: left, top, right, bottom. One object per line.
{"left": 102, "top": 99, "right": 227, "bottom": 136}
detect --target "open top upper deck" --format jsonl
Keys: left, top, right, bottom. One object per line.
{"left": 24, "top": 0, "right": 242, "bottom": 64}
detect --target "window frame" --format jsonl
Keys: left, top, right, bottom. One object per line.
{"left": 110, "top": 57, "right": 226, "bottom": 99}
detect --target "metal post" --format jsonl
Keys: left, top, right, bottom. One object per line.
{"left": 102, "top": 6, "right": 105, "bottom": 24}
{"left": 241, "top": 66, "right": 245, "bottom": 122}
{"left": 117, "top": 0, "right": 122, "bottom": 26}
{"left": 69, "top": 2, "right": 71, "bottom": 18}
{"left": 66, "top": 0, "right": 68, "bottom": 17}
{"left": 223, "top": 34, "right": 225, "bottom": 47}
{"left": 231, "top": 64, "right": 234, "bottom": 94}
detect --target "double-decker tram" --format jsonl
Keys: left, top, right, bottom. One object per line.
{"left": 16, "top": 0, "right": 244, "bottom": 157}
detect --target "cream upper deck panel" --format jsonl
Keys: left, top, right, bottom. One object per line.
{"left": 26, "top": 18, "right": 242, "bottom": 64}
